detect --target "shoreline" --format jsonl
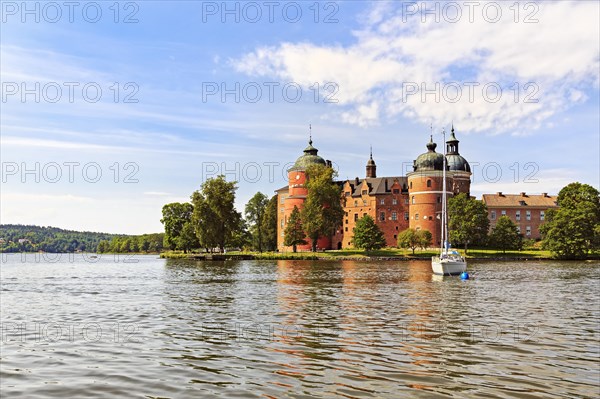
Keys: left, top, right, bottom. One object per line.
{"left": 159, "top": 252, "right": 600, "bottom": 262}
{"left": 3, "top": 251, "right": 597, "bottom": 262}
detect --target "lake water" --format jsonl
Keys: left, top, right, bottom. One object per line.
{"left": 1, "top": 254, "right": 599, "bottom": 398}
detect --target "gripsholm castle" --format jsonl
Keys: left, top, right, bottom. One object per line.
{"left": 275, "top": 127, "right": 557, "bottom": 251}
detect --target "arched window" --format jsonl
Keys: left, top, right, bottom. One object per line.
{"left": 410, "top": 182, "right": 413, "bottom": 189}
{"left": 412, "top": 196, "right": 415, "bottom": 204}
{"left": 426, "top": 179, "right": 431, "bottom": 187}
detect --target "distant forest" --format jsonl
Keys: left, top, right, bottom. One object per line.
{"left": 0, "top": 224, "right": 164, "bottom": 253}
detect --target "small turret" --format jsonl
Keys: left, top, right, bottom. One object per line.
{"left": 366, "top": 146, "right": 376, "bottom": 178}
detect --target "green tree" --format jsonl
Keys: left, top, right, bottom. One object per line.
{"left": 245, "top": 192, "right": 269, "bottom": 252}
{"left": 160, "top": 202, "right": 194, "bottom": 250}
{"left": 177, "top": 222, "right": 199, "bottom": 253}
{"left": 301, "top": 164, "right": 344, "bottom": 252}
{"left": 120, "top": 238, "right": 132, "bottom": 253}
{"left": 448, "top": 193, "right": 489, "bottom": 254}
{"left": 397, "top": 228, "right": 432, "bottom": 255}
{"left": 284, "top": 206, "right": 307, "bottom": 252}
{"left": 352, "top": 215, "right": 387, "bottom": 251}
{"left": 419, "top": 230, "right": 433, "bottom": 250}
{"left": 540, "top": 182, "right": 600, "bottom": 259}
{"left": 230, "top": 218, "right": 252, "bottom": 250}
{"left": 97, "top": 240, "right": 110, "bottom": 253}
{"left": 489, "top": 216, "right": 521, "bottom": 253}
{"left": 191, "top": 175, "right": 241, "bottom": 253}
{"left": 261, "top": 195, "right": 278, "bottom": 251}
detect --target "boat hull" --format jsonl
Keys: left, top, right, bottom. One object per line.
{"left": 431, "top": 258, "right": 467, "bottom": 276}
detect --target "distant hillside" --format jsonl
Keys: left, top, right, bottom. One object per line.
{"left": 0, "top": 224, "right": 164, "bottom": 253}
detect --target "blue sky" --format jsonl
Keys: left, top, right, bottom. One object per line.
{"left": 1, "top": 1, "right": 599, "bottom": 234}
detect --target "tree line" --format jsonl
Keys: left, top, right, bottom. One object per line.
{"left": 161, "top": 175, "right": 277, "bottom": 253}
{"left": 162, "top": 171, "right": 599, "bottom": 259}
{"left": 161, "top": 164, "right": 345, "bottom": 253}
{"left": 0, "top": 224, "right": 164, "bottom": 253}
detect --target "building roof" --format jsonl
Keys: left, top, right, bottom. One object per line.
{"left": 288, "top": 139, "right": 326, "bottom": 171}
{"left": 482, "top": 192, "right": 558, "bottom": 208}
{"left": 343, "top": 176, "right": 408, "bottom": 197}
{"left": 276, "top": 176, "right": 408, "bottom": 196}
{"left": 414, "top": 136, "right": 445, "bottom": 171}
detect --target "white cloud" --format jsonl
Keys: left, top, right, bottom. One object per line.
{"left": 233, "top": 1, "right": 599, "bottom": 133}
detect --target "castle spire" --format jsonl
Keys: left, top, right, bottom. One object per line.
{"left": 309, "top": 124, "right": 312, "bottom": 145}
{"left": 446, "top": 124, "right": 459, "bottom": 154}
{"left": 366, "top": 145, "right": 376, "bottom": 178}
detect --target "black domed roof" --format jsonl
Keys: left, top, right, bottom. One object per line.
{"left": 414, "top": 136, "right": 445, "bottom": 171}
{"left": 446, "top": 154, "right": 471, "bottom": 172}
{"left": 288, "top": 139, "right": 326, "bottom": 171}
{"left": 445, "top": 127, "right": 470, "bottom": 172}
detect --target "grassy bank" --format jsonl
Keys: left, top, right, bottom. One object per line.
{"left": 160, "top": 248, "right": 558, "bottom": 260}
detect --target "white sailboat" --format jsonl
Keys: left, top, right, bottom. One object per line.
{"left": 432, "top": 129, "right": 467, "bottom": 276}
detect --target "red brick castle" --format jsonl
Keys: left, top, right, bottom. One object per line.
{"left": 275, "top": 127, "right": 556, "bottom": 251}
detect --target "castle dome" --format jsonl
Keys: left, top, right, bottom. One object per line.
{"left": 446, "top": 154, "right": 471, "bottom": 172}
{"left": 445, "top": 126, "right": 470, "bottom": 172}
{"left": 414, "top": 136, "right": 445, "bottom": 171}
{"left": 288, "top": 139, "right": 326, "bottom": 171}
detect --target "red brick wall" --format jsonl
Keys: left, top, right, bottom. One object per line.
{"left": 408, "top": 173, "right": 445, "bottom": 246}
{"left": 279, "top": 170, "right": 332, "bottom": 251}
{"left": 341, "top": 181, "right": 409, "bottom": 248}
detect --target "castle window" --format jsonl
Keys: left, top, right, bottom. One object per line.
{"left": 392, "top": 199, "right": 398, "bottom": 205}
{"left": 380, "top": 199, "right": 385, "bottom": 205}
{"left": 526, "top": 226, "right": 531, "bottom": 236}
{"left": 412, "top": 196, "right": 415, "bottom": 204}
{"left": 281, "top": 220, "right": 284, "bottom": 227}
{"left": 437, "top": 196, "right": 442, "bottom": 203}
{"left": 516, "top": 226, "right": 521, "bottom": 233}
{"left": 394, "top": 235, "right": 397, "bottom": 239}
{"left": 540, "top": 211, "right": 545, "bottom": 221}
{"left": 404, "top": 212, "right": 409, "bottom": 221}
{"left": 516, "top": 211, "right": 521, "bottom": 221}
{"left": 501, "top": 210, "right": 506, "bottom": 216}
{"left": 345, "top": 227, "right": 348, "bottom": 232}
{"left": 491, "top": 211, "right": 496, "bottom": 220}
{"left": 427, "top": 179, "right": 431, "bottom": 187}
{"left": 354, "top": 200, "right": 358, "bottom": 207}
{"left": 363, "top": 213, "right": 367, "bottom": 218}
{"left": 405, "top": 198, "right": 409, "bottom": 205}
{"left": 280, "top": 196, "right": 285, "bottom": 204}
{"left": 361, "top": 190, "right": 367, "bottom": 195}
{"left": 280, "top": 208, "right": 284, "bottom": 213}
{"left": 380, "top": 212, "right": 385, "bottom": 221}
{"left": 393, "top": 189, "right": 400, "bottom": 194}
{"left": 345, "top": 219, "right": 348, "bottom": 224}
{"left": 363, "top": 200, "right": 367, "bottom": 206}
{"left": 345, "top": 191, "right": 350, "bottom": 197}
{"left": 415, "top": 213, "right": 419, "bottom": 220}
{"left": 526, "top": 210, "right": 531, "bottom": 220}
{"left": 354, "top": 214, "right": 358, "bottom": 221}
{"left": 392, "top": 212, "right": 397, "bottom": 221}
{"left": 410, "top": 182, "right": 413, "bottom": 189}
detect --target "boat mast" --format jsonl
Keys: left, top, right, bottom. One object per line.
{"left": 441, "top": 128, "right": 447, "bottom": 254}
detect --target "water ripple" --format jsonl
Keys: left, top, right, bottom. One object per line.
{"left": 1, "top": 255, "right": 599, "bottom": 398}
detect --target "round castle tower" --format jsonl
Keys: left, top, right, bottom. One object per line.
{"left": 283, "top": 138, "right": 332, "bottom": 251}
{"left": 407, "top": 127, "right": 471, "bottom": 246}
